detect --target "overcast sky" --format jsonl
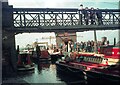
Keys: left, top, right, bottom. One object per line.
{"left": 8, "top": 0, "right": 119, "bottom": 8}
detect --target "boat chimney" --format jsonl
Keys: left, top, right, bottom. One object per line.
{"left": 17, "top": 45, "right": 19, "bottom": 55}
{"left": 114, "top": 38, "right": 116, "bottom": 46}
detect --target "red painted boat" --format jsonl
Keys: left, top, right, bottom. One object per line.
{"left": 98, "top": 45, "right": 120, "bottom": 65}
{"left": 56, "top": 52, "right": 109, "bottom": 79}
{"left": 32, "top": 49, "right": 51, "bottom": 61}
{"left": 37, "top": 62, "right": 50, "bottom": 71}
{"left": 40, "top": 50, "right": 51, "bottom": 61}
{"left": 17, "top": 53, "right": 35, "bottom": 71}
{"left": 50, "top": 50, "right": 64, "bottom": 62}
{"left": 85, "top": 64, "right": 120, "bottom": 84}
{"left": 56, "top": 45, "right": 120, "bottom": 82}
{"left": 85, "top": 45, "right": 120, "bottom": 83}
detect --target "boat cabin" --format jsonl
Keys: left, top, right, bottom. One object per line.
{"left": 98, "top": 45, "right": 120, "bottom": 65}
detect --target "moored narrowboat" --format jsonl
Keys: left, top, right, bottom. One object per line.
{"left": 56, "top": 52, "right": 109, "bottom": 79}
{"left": 17, "top": 51, "right": 35, "bottom": 72}
{"left": 98, "top": 45, "right": 120, "bottom": 65}
{"left": 85, "top": 45, "right": 120, "bottom": 84}
{"left": 85, "top": 64, "right": 120, "bottom": 84}
{"left": 39, "top": 50, "right": 51, "bottom": 61}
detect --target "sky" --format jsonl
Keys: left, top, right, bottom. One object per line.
{"left": 8, "top": 0, "right": 119, "bottom": 8}
{"left": 7, "top": 0, "right": 120, "bottom": 48}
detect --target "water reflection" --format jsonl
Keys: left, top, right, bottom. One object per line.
{"left": 56, "top": 72, "right": 87, "bottom": 85}
{"left": 10, "top": 57, "right": 88, "bottom": 84}
{"left": 18, "top": 60, "right": 65, "bottom": 83}
{"left": 37, "top": 61, "right": 50, "bottom": 73}
{"left": 3, "top": 59, "right": 110, "bottom": 84}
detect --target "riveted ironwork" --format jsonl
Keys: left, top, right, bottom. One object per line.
{"left": 3, "top": 8, "right": 118, "bottom": 32}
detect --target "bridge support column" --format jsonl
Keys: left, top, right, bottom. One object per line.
{"left": 2, "top": 30, "right": 17, "bottom": 72}
{"left": 0, "top": 1, "right": 2, "bottom": 84}
{"left": 2, "top": 1, "right": 17, "bottom": 76}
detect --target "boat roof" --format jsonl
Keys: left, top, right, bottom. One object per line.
{"left": 78, "top": 52, "right": 104, "bottom": 57}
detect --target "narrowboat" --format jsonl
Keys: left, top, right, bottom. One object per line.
{"left": 39, "top": 50, "right": 51, "bottom": 61}
{"left": 17, "top": 50, "right": 35, "bottom": 72}
{"left": 85, "top": 64, "right": 120, "bottom": 84}
{"left": 32, "top": 50, "right": 51, "bottom": 61}
{"left": 98, "top": 45, "right": 120, "bottom": 65}
{"left": 50, "top": 49, "right": 64, "bottom": 63}
{"left": 37, "top": 62, "right": 50, "bottom": 71}
{"left": 85, "top": 45, "right": 120, "bottom": 84}
{"left": 32, "top": 44, "right": 51, "bottom": 61}
{"left": 56, "top": 52, "right": 109, "bottom": 79}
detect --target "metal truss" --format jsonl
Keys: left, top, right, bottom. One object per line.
{"left": 13, "top": 8, "right": 120, "bottom": 29}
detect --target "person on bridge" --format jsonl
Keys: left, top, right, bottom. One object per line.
{"left": 82, "top": 7, "right": 89, "bottom": 25}
{"left": 90, "top": 7, "right": 96, "bottom": 25}
{"left": 96, "top": 8, "right": 103, "bottom": 25}
{"left": 79, "top": 4, "right": 84, "bottom": 25}
{"left": 80, "top": 4, "right": 83, "bottom": 9}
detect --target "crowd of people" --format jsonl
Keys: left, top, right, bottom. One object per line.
{"left": 56, "top": 37, "right": 110, "bottom": 53}
{"left": 79, "top": 4, "right": 103, "bottom": 25}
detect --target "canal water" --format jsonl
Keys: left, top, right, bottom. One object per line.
{"left": 2, "top": 59, "right": 87, "bottom": 85}
{"left": 18, "top": 63, "right": 66, "bottom": 84}
{"left": 2, "top": 59, "right": 115, "bottom": 85}
{"left": 17, "top": 60, "right": 87, "bottom": 84}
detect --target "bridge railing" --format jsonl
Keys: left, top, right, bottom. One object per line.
{"left": 13, "top": 8, "right": 120, "bottom": 28}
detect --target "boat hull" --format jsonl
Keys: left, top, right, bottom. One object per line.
{"left": 56, "top": 61, "right": 86, "bottom": 79}
{"left": 50, "top": 54, "right": 64, "bottom": 62}
{"left": 39, "top": 57, "right": 51, "bottom": 61}
{"left": 86, "top": 70, "right": 120, "bottom": 84}
{"left": 17, "top": 64, "right": 35, "bottom": 72}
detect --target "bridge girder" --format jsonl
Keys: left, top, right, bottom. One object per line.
{"left": 2, "top": 2, "right": 120, "bottom": 32}
{"left": 4, "top": 24, "right": 119, "bottom": 33}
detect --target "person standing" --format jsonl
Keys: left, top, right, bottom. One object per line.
{"left": 80, "top": 42, "right": 85, "bottom": 52}
{"left": 74, "top": 42, "right": 77, "bottom": 51}
{"left": 96, "top": 8, "right": 103, "bottom": 25}
{"left": 106, "top": 40, "right": 110, "bottom": 46}
{"left": 101, "top": 37, "right": 107, "bottom": 46}
{"left": 36, "top": 45, "right": 41, "bottom": 61}
{"left": 68, "top": 41, "right": 72, "bottom": 52}
{"left": 86, "top": 41, "right": 92, "bottom": 52}
{"left": 79, "top": 4, "right": 83, "bottom": 10}
{"left": 90, "top": 7, "right": 96, "bottom": 25}
{"left": 79, "top": 4, "right": 84, "bottom": 25}
{"left": 82, "top": 7, "right": 89, "bottom": 25}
